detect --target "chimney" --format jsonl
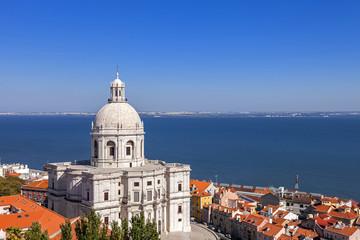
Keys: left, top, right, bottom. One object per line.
{"left": 269, "top": 218, "right": 272, "bottom": 224}
{"left": 268, "top": 207, "right": 273, "bottom": 216}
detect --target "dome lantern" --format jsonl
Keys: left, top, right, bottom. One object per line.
{"left": 109, "top": 67, "right": 126, "bottom": 103}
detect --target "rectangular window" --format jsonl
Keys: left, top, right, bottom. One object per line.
{"left": 178, "top": 184, "right": 182, "bottom": 192}
{"left": 110, "top": 147, "right": 115, "bottom": 156}
{"left": 134, "top": 182, "right": 139, "bottom": 187}
{"left": 134, "top": 192, "right": 140, "bottom": 202}
{"left": 104, "top": 192, "right": 109, "bottom": 201}
{"left": 118, "top": 190, "right": 121, "bottom": 195}
{"left": 178, "top": 218, "right": 182, "bottom": 222}
{"left": 147, "top": 181, "right": 152, "bottom": 186}
{"left": 104, "top": 217, "right": 109, "bottom": 225}
{"left": 158, "top": 180, "right": 160, "bottom": 184}
{"left": 52, "top": 181, "right": 54, "bottom": 189}
{"left": 126, "top": 147, "right": 131, "bottom": 156}
{"left": 87, "top": 192, "right": 90, "bottom": 201}
{"left": 118, "top": 182, "right": 121, "bottom": 186}
{"left": 119, "top": 213, "right": 121, "bottom": 218}
{"left": 158, "top": 189, "right": 161, "bottom": 197}
{"left": 147, "top": 190, "right": 152, "bottom": 201}
{"left": 178, "top": 205, "right": 182, "bottom": 213}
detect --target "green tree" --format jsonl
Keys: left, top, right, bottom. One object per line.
{"left": 60, "top": 219, "right": 72, "bottom": 240}
{"left": 87, "top": 209, "right": 101, "bottom": 240}
{"left": 144, "top": 219, "right": 160, "bottom": 240}
{"left": 129, "top": 212, "right": 160, "bottom": 240}
{"left": 24, "top": 221, "right": 49, "bottom": 240}
{"left": 120, "top": 218, "right": 130, "bottom": 240}
{"left": 74, "top": 209, "right": 160, "bottom": 240}
{"left": 6, "top": 226, "right": 22, "bottom": 240}
{"left": 0, "top": 176, "right": 25, "bottom": 196}
{"left": 109, "top": 221, "right": 121, "bottom": 240}
{"left": 100, "top": 223, "right": 109, "bottom": 240}
{"left": 130, "top": 212, "right": 145, "bottom": 240}
{"left": 75, "top": 216, "right": 89, "bottom": 240}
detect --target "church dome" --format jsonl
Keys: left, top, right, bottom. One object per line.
{"left": 94, "top": 102, "right": 142, "bottom": 130}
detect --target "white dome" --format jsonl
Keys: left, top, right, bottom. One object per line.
{"left": 111, "top": 78, "right": 123, "bottom": 87}
{"left": 94, "top": 102, "right": 142, "bottom": 129}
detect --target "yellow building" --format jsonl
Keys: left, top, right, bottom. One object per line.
{"left": 192, "top": 191, "right": 212, "bottom": 220}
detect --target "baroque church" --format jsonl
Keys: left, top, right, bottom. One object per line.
{"left": 47, "top": 72, "right": 191, "bottom": 233}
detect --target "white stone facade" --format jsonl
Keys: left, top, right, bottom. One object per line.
{"left": 48, "top": 72, "right": 191, "bottom": 233}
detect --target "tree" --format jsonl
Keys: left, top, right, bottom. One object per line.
{"left": 60, "top": 219, "right": 72, "bottom": 240}
{"left": 129, "top": 212, "right": 160, "bottom": 240}
{"left": 74, "top": 209, "right": 160, "bottom": 240}
{"left": 120, "top": 218, "right": 129, "bottom": 240}
{"left": 6, "top": 226, "right": 22, "bottom": 240}
{"left": 24, "top": 221, "right": 49, "bottom": 240}
{"left": 109, "top": 221, "right": 121, "bottom": 240}
{"left": 99, "top": 223, "right": 109, "bottom": 240}
{"left": 130, "top": 212, "right": 145, "bottom": 240}
{"left": 0, "top": 176, "right": 25, "bottom": 196}
{"left": 75, "top": 216, "right": 89, "bottom": 240}
{"left": 144, "top": 219, "right": 160, "bottom": 240}
{"left": 87, "top": 209, "right": 101, "bottom": 240}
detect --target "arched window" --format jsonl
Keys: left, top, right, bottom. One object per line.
{"left": 115, "top": 90, "right": 118, "bottom": 97}
{"left": 94, "top": 140, "right": 98, "bottom": 158}
{"left": 126, "top": 140, "right": 134, "bottom": 158}
{"left": 118, "top": 90, "right": 121, "bottom": 96}
{"left": 107, "top": 141, "right": 116, "bottom": 158}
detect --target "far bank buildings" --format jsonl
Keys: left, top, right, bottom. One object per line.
{"left": 47, "top": 72, "right": 191, "bottom": 234}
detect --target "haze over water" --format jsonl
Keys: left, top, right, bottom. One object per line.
{"left": 0, "top": 115, "right": 359, "bottom": 201}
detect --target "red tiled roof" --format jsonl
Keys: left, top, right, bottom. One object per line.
{"left": 0, "top": 195, "right": 69, "bottom": 237}
{"left": 9, "top": 173, "right": 21, "bottom": 177}
{"left": 190, "top": 179, "right": 212, "bottom": 192}
{"left": 262, "top": 205, "right": 281, "bottom": 213}
{"left": 22, "top": 180, "right": 48, "bottom": 189}
{"left": 259, "top": 223, "right": 283, "bottom": 237}
{"left": 192, "top": 190, "right": 211, "bottom": 197}
{"left": 313, "top": 204, "right": 333, "bottom": 213}
{"left": 326, "top": 225, "right": 359, "bottom": 237}
{"left": 243, "top": 214, "right": 268, "bottom": 227}
{"left": 329, "top": 209, "right": 358, "bottom": 220}
{"left": 313, "top": 214, "right": 338, "bottom": 228}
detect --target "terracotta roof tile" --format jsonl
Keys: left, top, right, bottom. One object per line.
{"left": 192, "top": 190, "right": 211, "bottom": 197}
{"left": 259, "top": 223, "right": 283, "bottom": 237}
{"left": 0, "top": 195, "right": 68, "bottom": 237}
{"left": 190, "top": 179, "right": 212, "bottom": 192}
{"left": 326, "top": 225, "right": 359, "bottom": 237}
{"left": 22, "top": 180, "right": 48, "bottom": 189}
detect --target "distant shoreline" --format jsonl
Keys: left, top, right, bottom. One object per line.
{"left": 1, "top": 111, "right": 360, "bottom": 118}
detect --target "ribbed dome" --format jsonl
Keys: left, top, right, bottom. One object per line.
{"left": 94, "top": 102, "right": 142, "bottom": 129}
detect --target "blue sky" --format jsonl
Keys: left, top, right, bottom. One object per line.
{"left": 0, "top": 0, "right": 359, "bottom": 112}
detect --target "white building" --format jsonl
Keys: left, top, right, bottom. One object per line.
{"left": 48, "top": 71, "right": 191, "bottom": 233}
{"left": 0, "top": 163, "right": 29, "bottom": 178}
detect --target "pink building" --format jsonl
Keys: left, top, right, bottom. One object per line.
{"left": 215, "top": 188, "right": 238, "bottom": 207}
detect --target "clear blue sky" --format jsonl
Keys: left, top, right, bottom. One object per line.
{"left": 0, "top": 0, "right": 359, "bottom": 112}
